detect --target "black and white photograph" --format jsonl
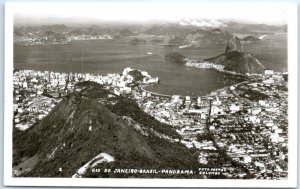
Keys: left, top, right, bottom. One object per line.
{"left": 4, "top": 2, "right": 298, "bottom": 187}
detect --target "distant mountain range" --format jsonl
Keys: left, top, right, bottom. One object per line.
{"left": 13, "top": 20, "right": 281, "bottom": 74}
{"left": 162, "top": 28, "right": 264, "bottom": 47}
{"left": 14, "top": 19, "right": 286, "bottom": 39}
{"left": 175, "top": 19, "right": 286, "bottom": 33}
{"left": 224, "top": 22, "right": 287, "bottom": 34}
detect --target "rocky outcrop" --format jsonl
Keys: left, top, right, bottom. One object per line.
{"left": 225, "top": 36, "right": 243, "bottom": 53}
{"left": 205, "top": 36, "right": 265, "bottom": 74}
{"left": 241, "top": 35, "right": 261, "bottom": 42}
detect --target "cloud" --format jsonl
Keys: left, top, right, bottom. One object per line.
{"left": 179, "top": 18, "right": 226, "bottom": 27}
{"left": 10, "top": 2, "right": 288, "bottom": 25}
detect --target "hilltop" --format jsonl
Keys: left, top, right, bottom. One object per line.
{"left": 184, "top": 28, "right": 233, "bottom": 45}
{"left": 13, "top": 82, "right": 200, "bottom": 178}
{"left": 163, "top": 28, "right": 233, "bottom": 47}
{"left": 241, "top": 35, "right": 261, "bottom": 42}
{"left": 204, "top": 36, "right": 265, "bottom": 74}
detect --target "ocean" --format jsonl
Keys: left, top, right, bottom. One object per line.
{"left": 13, "top": 34, "right": 287, "bottom": 96}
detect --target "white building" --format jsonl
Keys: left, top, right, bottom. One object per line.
{"left": 270, "top": 133, "right": 284, "bottom": 143}
{"left": 229, "top": 104, "right": 240, "bottom": 112}
{"left": 209, "top": 125, "right": 215, "bottom": 132}
{"left": 263, "top": 79, "right": 274, "bottom": 84}
{"left": 251, "top": 108, "right": 261, "bottom": 115}
{"left": 142, "top": 91, "right": 147, "bottom": 97}
{"left": 258, "top": 100, "right": 266, "bottom": 106}
{"left": 171, "top": 95, "right": 180, "bottom": 103}
{"left": 248, "top": 115, "right": 260, "bottom": 124}
{"left": 22, "top": 82, "right": 28, "bottom": 88}
{"left": 264, "top": 70, "right": 274, "bottom": 75}
{"left": 211, "top": 106, "right": 223, "bottom": 115}
{"left": 243, "top": 155, "right": 252, "bottom": 164}
{"left": 212, "top": 96, "right": 221, "bottom": 105}
{"left": 197, "top": 97, "right": 201, "bottom": 105}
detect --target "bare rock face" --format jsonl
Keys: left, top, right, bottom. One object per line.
{"left": 205, "top": 36, "right": 265, "bottom": 74}
{"left": 225, "top": 36, "right": 243, "bottom": 53}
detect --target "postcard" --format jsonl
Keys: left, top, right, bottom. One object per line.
{"left": 4, "top": 2, "right": 298, "bottom": 187}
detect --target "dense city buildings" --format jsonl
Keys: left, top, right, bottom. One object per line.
{"left": 13, "top": 66, "right": 288, "bottom": 179}
{"left": 14, "top": 32, "right": 113, "bottom": 46}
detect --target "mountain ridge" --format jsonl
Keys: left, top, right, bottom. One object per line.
{"left": 13, "top": 83, "right": 200, "bottom": 177}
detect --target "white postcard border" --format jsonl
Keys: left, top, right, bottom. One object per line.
{"left": 3, "top": 2, "right": 298, "bottom": 188}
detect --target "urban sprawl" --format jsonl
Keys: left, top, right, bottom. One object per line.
{"left": 13, "top": 64, "right": 288, "bottom": 179}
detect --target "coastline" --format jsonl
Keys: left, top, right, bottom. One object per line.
{"left": 185, "top": 60, "right": 249, "bottom": 79}
{"left": 13, "top": 67, "right": 251, "bottom": 100}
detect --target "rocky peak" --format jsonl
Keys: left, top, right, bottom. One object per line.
{"left": 225, "top": 35, "right": 243, "bottom": 53}
{"left": 204, "top": 35, "right": 265, "bottom": 74}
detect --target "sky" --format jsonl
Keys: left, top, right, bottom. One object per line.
{"left": 10, "top": 2, "right": 290, "bottom": 26}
